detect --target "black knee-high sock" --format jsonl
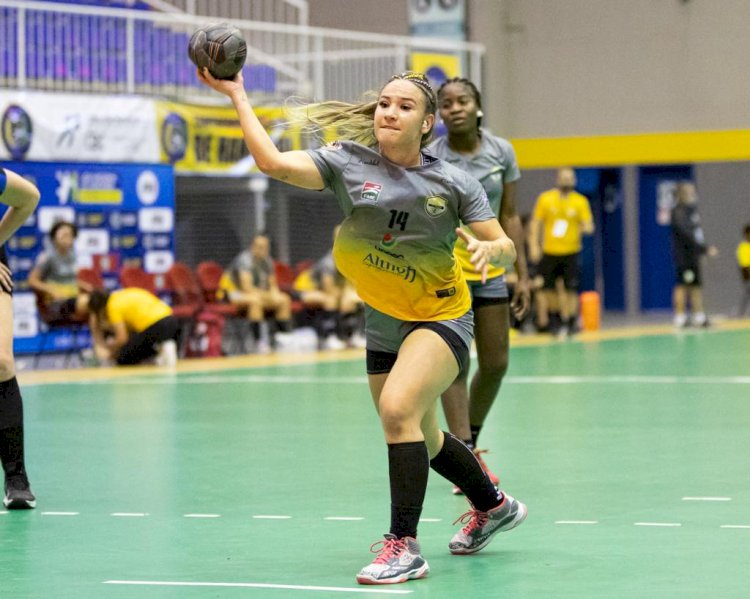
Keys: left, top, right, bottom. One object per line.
{"left": 0, "top": 377, "right": 25, "bottom": 475}
{"left": 388, "top": 441, "right": 429, "bottom": 539}
{"left": 430, "top": 432, "right": 501, "bottom": 512}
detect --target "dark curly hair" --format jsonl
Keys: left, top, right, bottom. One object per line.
{"left": 437, "top": 77, "right": 484, "bottom": 129}
{"left": 49, "top": 220, "right": 78, "bottom": 242}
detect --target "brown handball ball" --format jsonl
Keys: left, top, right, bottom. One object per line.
{"left": 188, "top": 23, "right": 247, "bottom": 80}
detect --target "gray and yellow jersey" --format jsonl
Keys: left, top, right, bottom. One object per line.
{"left": 307, "top": 141, "right": 495, "bottom": 321}
{"left": 427, "top": 130, "right": 520, "bottom": 280}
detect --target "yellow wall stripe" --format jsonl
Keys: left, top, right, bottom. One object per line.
{"left": 511, "top": 129, "right": 750, "bottom": 169}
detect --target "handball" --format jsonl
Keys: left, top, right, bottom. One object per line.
{"left": 188, "top": 23, "right": 247, "bottom": 80}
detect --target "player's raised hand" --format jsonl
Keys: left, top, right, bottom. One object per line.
{"left": 197, "top": 67, "right": 245, "bottom": 99}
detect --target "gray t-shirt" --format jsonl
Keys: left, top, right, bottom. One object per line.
{"left": 427, "top": 129, "right": 520, "bottom": 216}
{"left": 307, "top": 141, "right": 495, "bottom": 321}
{"left": 34, "top": 248, "right": 78, "bottom": 287}
{"left": 228, "top": 250, "right": 273, "bottom": 290}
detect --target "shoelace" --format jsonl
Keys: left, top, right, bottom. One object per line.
{"left": 369, "top": 537, "right": 407, "bottom": 564}
{"left": 453, "top": 509, "right": 489, "bottom": 535}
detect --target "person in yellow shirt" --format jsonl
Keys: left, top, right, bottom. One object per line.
{"left": 737, "top": 224, "right": 750, "bottom": 316}
{"left": 87, "top": 287, "right": 179, "bottom": 366}
{"left": 529, "top": 168, "right": 594, "bottom": 337}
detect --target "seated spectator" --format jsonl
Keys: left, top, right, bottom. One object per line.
{"left": 220, "top": 233, "right": 293, "bottom": 352}
{"left": 737, "top": 223, "right": 750, "bottom": 317}
{"left": 27, "top": 221, "right": 89, "bottom": 322}
{"left": 86, "top": 288, "right": 178, "bottom": 367}
{"left": 296, "top": 226, "right": 364, "bottom": 349}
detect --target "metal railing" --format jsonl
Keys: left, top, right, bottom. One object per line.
{"left": 0, "top": 0, "right": 484, "bottom": 103}
{"left": 141, "top": 0, "right": 309, "bottom": 27}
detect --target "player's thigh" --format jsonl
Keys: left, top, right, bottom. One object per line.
{"left": 0, "top": 293, "right": 15, "bottom": 372}
{"left": 379, "top": 329, "right": 459, "bottom": 422}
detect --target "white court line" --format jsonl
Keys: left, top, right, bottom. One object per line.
{"left": 720, "top": 524, "right": 750, "bottom": 529}
{"left": 325, "top": 516, "right": 364, "bottom": 521}
{"left": 104, "top": 580, "right": 413, "bottom": 594}
{"left": 41, "top": 511, "right": 79, "bottom": 516}
{"left": 682, "top": 497, "right": 731, "bottom": 501}
{"left": 111, "top": 512, "right": 149, "bottom": 517}
{"left": 419, "top": 518, "right": 442, "bottom": 522}
{"left": 253, "top": 515, "right": 292, "bottom": 520}
{"left": 40, "top": 374, "right": 750, "bottom": 386}
{"left": 183, "top": 514, "right": 221, "bottom": 518}
{"left": 634, "top": 522, "right": 682, "bottom": 527}
{"left": 0, "top": 511, "right": 7, "bottom": 515}
{"left": 555, "top": 520, "right": 598, "bottom": 525}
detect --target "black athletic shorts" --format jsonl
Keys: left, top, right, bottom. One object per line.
{"left": 675, "top": 261, "right": 702, "bottom": 286}
{"left": 540, "top": 252, "right": 581, "bottom": 291}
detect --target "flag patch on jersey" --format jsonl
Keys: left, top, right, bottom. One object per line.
{"left": 361, "top": 181, "right": 383, "bottom": 201}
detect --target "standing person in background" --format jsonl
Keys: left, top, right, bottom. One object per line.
{"left": 0, "top": 167, "right": 40, "bottom": 509}
{"left": 222, "top": 233, "right": 293, "bottom": 352}
{"left": 429, "top": 77, "right": 530, "bottom": 493}
{"left": 27, "top": 221, "right": 90, "bottom": 322}
{"left": 198, "top": 67, "right": 527, "bottom": 586}
{"left": 528, "top": 168, "right": 594, "bottom": 338}
{"left": 737, "top": 224, "right": 750, "bottom": 317}
{"left": 670, "top": 181, "right": 718, "bottom": 328}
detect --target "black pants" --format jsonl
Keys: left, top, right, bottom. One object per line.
{"left": 116, "top": 316, "right": 179, "bottom": 366}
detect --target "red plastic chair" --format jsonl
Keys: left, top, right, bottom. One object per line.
{"left": 164, "top": 262, "right": 204, "bottom": 356}
{"left": 77, "top": 267, "right": 105, "bottom": 292}
{"left": 273, "top": 260, "right": 304, "bottom": 315}
{"left": 119, "top": 265, "right": 157, "bottom": 295}
{"left": 196, "top": 261, "right": 242, "bottom": 318}
{"left": 294, "top": 259, "right": 314, "bottom": 276}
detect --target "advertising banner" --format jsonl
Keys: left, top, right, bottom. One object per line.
{"left": 156, "top": 101, "right": 304, "bottom": 174}
{"left": 0, "top": 90, "right": 160, "bottom": 163}
{"left": 1, "top": 161, "right": 174, "bottom": 354}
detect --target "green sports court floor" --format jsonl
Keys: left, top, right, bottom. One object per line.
{"left": 3, "top": 323, "right": 749, "bottom": 598}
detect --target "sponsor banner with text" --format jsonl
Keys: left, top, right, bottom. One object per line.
{"left": 157, "top": 101, "right": 305, "bottom": 175}
{"left": 0, "top": 90, "right": 159, "bottom": 163}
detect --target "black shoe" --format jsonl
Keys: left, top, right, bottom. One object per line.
{"left": 4, "top": 472, "right": 36, "bottom": 509}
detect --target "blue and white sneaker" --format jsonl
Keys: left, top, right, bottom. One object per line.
{"left": 356, "top": 534, "right": 429, "bottom": 585}
{"left": 449, "top": 492, "right": 527, "bottom": 555}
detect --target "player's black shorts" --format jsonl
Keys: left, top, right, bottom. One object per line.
{"left": 540, "top": 252, "right": 581, "bottom": 291}
{"left": 675, "top": 261, "right": 702, "bottom": 286}
{"left": 366, "top": 323, "right": 470, "bottom": 379}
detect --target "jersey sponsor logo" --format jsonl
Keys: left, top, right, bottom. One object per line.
{"left": 435, "top": 287, "right": 456, "bottom": 298}
{"left": 425, "top": 195, "right": 447, "bottom": 217}
{"left": 361, "top": 181, "right": 383, "bottom": 202}
{"left": 363, "top": 253, "right": 416, "bottom": 283}
{"left": 381, "top": 233, "right": 397, "bottom": 248}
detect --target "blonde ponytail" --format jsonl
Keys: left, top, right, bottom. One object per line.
{"left": 285, "top": 95, "right": 379, "bottom": 148}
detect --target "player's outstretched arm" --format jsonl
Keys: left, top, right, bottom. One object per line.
{"left": 197, "top": 69, "right": 324, "bottom": 190}
{"left": 0, "top": 169, "right": 41, "bottom": 247}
